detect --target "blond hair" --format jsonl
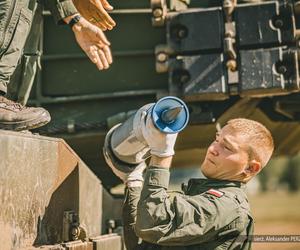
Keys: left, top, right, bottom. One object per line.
{"left": 226, "top": 118, "right": 274, "bottom": 168}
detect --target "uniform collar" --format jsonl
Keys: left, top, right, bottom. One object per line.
{"left": 183, "top": 178, "right": 246, "bottom": 195}
{"left": 188, "top": 178, "right": 244, "bottom": 188}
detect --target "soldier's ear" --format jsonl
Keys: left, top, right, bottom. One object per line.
{"left": 245, "top": 160, "right": 261, "bottom": 176}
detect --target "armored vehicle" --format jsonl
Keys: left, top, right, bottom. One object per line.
{"left": 1, "top": 0, "right": 300, "bottom": 249}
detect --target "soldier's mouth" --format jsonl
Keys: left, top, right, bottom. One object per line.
{"left": 207, "top": 158, "right": 215, "bottom": 165}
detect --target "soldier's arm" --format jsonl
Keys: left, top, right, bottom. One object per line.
{"left": 122, "top": 186, "right": 142, "bottom": 250}
{"left": 122, "top": 157, "right": 171, "bottom": 250}
{"left": 135, "top": 161, "right": 246, "bottom": 246}
{"left": 42, "top": 0, "right": 116, "bottom": 30}
{"left": 41, "top": 0, "right": 78, "bottom": 24}
{"left": 41, "top": 0, "right": 112, "bottom": 70}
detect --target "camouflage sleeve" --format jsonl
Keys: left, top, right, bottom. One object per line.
{"left": 123, "top": 186, "right": 142, "bottom": 250}
{"left": 135, "top": 167, "right": 245, "bottom": 246}
{"left": 41, "top": 0, "right": 78, "bottom": 24}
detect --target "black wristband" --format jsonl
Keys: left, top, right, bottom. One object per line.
{"left": 69, "top": 14, "right": 81, "bottom": 28}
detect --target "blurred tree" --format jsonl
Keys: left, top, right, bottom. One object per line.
{"left": 258, "top": 157, "right": 289, "bottom": 192}
{"left": 280, "top": 154, "right": 300, "bottom": 192}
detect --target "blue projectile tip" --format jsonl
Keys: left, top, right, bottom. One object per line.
{"left": 151, "top": 96, "right": 189, "bottom": 134}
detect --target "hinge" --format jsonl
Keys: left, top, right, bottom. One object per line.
{"left": 223, "top": 0, "right": 239, "bottom": 92}
{"left": 151, "top": 0, "right": 167, "bottom": 26}
{"left": 63, "top": 210, "right": 87, "bottom": 242}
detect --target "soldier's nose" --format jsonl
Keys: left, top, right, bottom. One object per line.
{"left": 208, "top": 145, "right": 219, "bottom": 156}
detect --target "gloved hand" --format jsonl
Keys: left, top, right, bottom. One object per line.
{"left": 126, "top": 162, "right": 146, "bottom": 187}
{"left": 71, "top": 17, "right": 112, "bottom": 70}
{"left": 141, "top": 113, "right": 178, "bottom": 157}
{"left": 103, "top": 143, "right": 146, "bottom": 186}
{"left": 109, "top": 161, "right": 145, "bottom": 186}
{"left": 73, "top": 0, "right": 116, "bottom": 31}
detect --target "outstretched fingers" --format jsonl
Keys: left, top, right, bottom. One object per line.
{"left": 101, "top": 0, "right": 113, "bottom": 10}
{"left": 98, "top": 49, "right": 109, "bottom": 69}
{"left": 95, "top": 0, "right": 116, "bottom": 29}
{"left": 87, "top": 46, "right": 112, "bottom": 70}
{"left": 103, "top": 45, "right": 113, "bottom": 65}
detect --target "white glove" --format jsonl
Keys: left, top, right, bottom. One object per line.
{"left": 103, "top": 145, "right": 146, "bottom": 185}
{"left": 126, "top": 162, "right": 146, "bottom": 187}
{"left": 141, "top": 113, "right": 178, "bottom": 157}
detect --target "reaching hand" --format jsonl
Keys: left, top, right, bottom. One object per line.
{"left": 72, "top": 17, "right": 113, "bottom": 70}
{"left": 73, "top": 0, "right": 116, "bottom": 31}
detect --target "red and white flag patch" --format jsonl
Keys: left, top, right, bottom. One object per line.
{"left": 206, "top": 189, "right": 224, "bottom": 198}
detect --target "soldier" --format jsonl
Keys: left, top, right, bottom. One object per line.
{"left": 0, "top": 0, "right": 115, "bottom": 131}
{"left": 108, "top": 118, "right": 274, "bottom": 250}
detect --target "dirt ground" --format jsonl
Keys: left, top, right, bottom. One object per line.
{"left": 248, "top": 192, "right": 300, "bottom": 250}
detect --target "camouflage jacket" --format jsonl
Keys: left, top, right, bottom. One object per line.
{"left": 40, "top": 0, "right": 78, "bottom": 24}
{"left": 123, "top": 167, "right": 254, "bottom": 250}
{"left": 0, "top": 0, "right": 78, "bottom": 97}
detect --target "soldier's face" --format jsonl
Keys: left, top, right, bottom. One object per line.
{"left": 201, "top": 125, "right": 250, "bottom": 181}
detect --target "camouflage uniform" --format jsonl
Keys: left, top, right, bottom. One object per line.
{"left": 0, "top": 0, "right": 77, "bottom": 96}
{"left": 123, "top": 167, "right": 254, "bottom": 250}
